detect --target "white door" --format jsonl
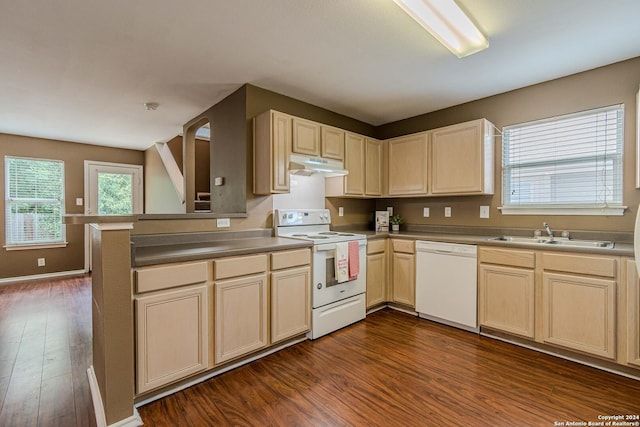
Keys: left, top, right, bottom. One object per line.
{"left": 84, "top": 161, "right": 143, "bottom": 270}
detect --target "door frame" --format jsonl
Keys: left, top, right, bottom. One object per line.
{"left": 84, "top": 160, "right": 143, "bottom": 271}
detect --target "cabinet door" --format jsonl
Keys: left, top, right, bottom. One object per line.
{"left": 392, "top": 252, "right": 415, "bottom": 307}
{"left": 344, "top": 132, "right": 365, "bottom": 195}
{"left": 542, "top": 272, "right": 616, "bottom": 359}
{"left": 625, "top": 260, "right": 640, "bottom": 367}
{"left": 365, "top": 138, "right": 383, "bottom": 196}
{"left": 135, "top": 285, "right": 208, "bottom": 393}
{"left": 214, "top": 274, "right": 268, "bottom": 364}
{"left": 366, "top": 252, "right": 386, "bottom": 308}
{"left": 292, "top": 118, "right": 321, "bottom": 156}
{"left": 253, "top": 110, "right": 291, "bottom": 194}
{"left": 388, "top": 133, "right": 429, "bottom": 195}
{"left": 478, "top": 264, "right": 535, "bottom": 338}
{"left": 271, "top": 266, "right": 311, "bottom": 344}
{"left": 431, "top": 120, "right": 489, "bottom": 194}
{"left": 321, "top": 126, "right": 344, "bottom": 160}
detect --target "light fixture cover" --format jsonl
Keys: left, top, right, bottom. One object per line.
{"left": 393, "top": 0, "right": 488, "bottom": 58}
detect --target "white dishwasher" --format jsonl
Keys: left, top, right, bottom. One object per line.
{"left": 415, "top": 241, "right": 478, "bottom": 332}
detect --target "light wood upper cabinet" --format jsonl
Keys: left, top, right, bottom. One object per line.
{"left": 430, "top": 119, "right": 494, "bottom": 195}
{"left": 135, "top": 284, "right": 208, "bottom": 393}
{"left": 624, "top": 259, "right": 640, "bottom": 367}
{"left": 253, "top": 110, "right": 291, "bottom": 195}
{"left": 390, "top": 239, "right": 415, "bottom": 307}
{"left": 366, "top": 239, "right": 387, "bottom": 309}
{"left": 343, "top": 132, "right": 366, "bottom": 195}
{"left": 540, "top": 252, "right": 617, "bottom": 360}
{"left": 365, "top": 138, "right": 383, "bottom": 196}
{"left": 387, "top": 132, "right": 429, "bottom": 196}
{"left": 321, "top": 126, "right": 344, "bottom": 160}
{"left": 292, "top": 117, "right": 321, "bottom": 156}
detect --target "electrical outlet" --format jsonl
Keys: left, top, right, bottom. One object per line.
{"left": 76, "top": 198, "right": 83, "bottom": 206}
{"left": 423, "top": 207, "right": 430, "bottom": 217}
{"left": 216, "top": 218, "right": 230, "bottom": 228}
{"left": 338, "top": 207, "right": 344, "bottom": 217}
{"left": 444, "top": 207, "right": 452, "bottom": 217}
{"left": 387, "top": 206, "right": 393, "bottom": 216}
{"left": 37, "top": 258, "right": 45, "bottom": 267}
{"left": 480, "top": 206, "right": 490, "bottom": 219}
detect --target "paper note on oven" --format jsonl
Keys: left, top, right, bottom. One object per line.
{"left": 336, "top": 242, "right": 349, "bottom": 283}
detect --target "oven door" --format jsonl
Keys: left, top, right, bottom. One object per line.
{"left": 312, "top": 240, "right": 366, "bottom": 308}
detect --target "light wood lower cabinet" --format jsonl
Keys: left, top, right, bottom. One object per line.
{"left": 540, "top": 252, "right": 617, "bottom": 360}
{"left": 391, "top": 239, "right": 415, "bottom": 307}
{"left": 214, "top": 273, "right": 268, "bottom": 364}
{"left": 366, "top": 239, "right": 387, "bottom": 309}
{"left": 541, "top": 272, "right": 616, "bottom": 359}
{"left": 135, "top": 284, "right": 208, "bottom": 393}
{"left": 270, "top": 266, "right": 311, "bottom": 344}
{"left": 478, "top": 264, "right": 535, "bottom": 338}
{"left": 625, "top": 259, "right": 640, "bottom": 367}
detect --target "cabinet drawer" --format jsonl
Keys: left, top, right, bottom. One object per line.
{"left": 542, "top": 252, "right": 616, "bottom": 278}
{"left": 271, "top": 249, "right": 311, "bottom": 270}
{"left": 392, "top": 239, "right": 415, "bottom": 254}
{"left": 136, "top": 261, "right": 209, "bottom": 293}
{"left": 367, "top": 239, "right": 386, "bottom": 254}
{"left": 214, "top": 254, "right": 267, "bottom": 280}
{"left": 479, "top": 247, "right": 535, "bottom": 269}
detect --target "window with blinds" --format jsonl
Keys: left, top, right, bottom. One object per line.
{"left": 501, "top": 104, "right": 624, "bottom": 215}
{"left": 4, "top": 156, "right": 66, "bottom": 247}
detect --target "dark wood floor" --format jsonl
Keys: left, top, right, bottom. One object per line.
{"left": 0, "top": 276, "right": 95, "bottom": 427}
{"left": 2, "top": 277, "right": 640, "bottom": 427}
{"left": 140, "top": 309, "right": 640, "bottom": 427}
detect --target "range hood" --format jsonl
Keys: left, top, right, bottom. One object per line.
{"left": 289, "top": 153, "right": 349, "bottom": 177}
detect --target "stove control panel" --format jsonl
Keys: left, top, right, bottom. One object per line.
{"left": 275, "top": 209, "right": 331, "bottom": 226}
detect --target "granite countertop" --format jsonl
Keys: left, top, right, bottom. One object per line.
{"left": 131, "top": 229, "right": 312, "bottom": 267}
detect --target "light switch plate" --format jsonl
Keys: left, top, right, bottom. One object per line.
{"left": 76, "top": 198, "right": 83, "bottom": 206}
{"left": 444, "top": 207, "right": 452, "bottom": 217}
{"left": 423, "top": 207, "right": 430, "bottom": 217}
{"left": 214, "top": 177, "right": 224, "bottom": 186}
{"left": 480, "top": 206, "right": 490, "bottom": 219}
{"left": 216, "top": 218, "right": 230, "bottom": 228}
{"left": 387, "top": 206, "right": 393, "bottom": 216}
{"left": 338, "top": 207, "right": 344, "bottom": 217}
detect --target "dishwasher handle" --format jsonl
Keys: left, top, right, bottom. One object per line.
{"left": 415, "top": 240, "right": 477, "bottom": 257}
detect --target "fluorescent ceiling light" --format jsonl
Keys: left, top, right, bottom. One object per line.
{"left": 393, "top": 0, "right": 489, "bottom": 58}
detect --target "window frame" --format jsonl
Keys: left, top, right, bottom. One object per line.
{"left": 500, "top": 104, "right": 626, "bottom": 216}
{"left": 4, "top": 155, "right": 67, "bottom": 250}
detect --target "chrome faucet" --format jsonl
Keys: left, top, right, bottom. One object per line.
{"left": 543, "top": 222, "right": 554, "bottom": 240}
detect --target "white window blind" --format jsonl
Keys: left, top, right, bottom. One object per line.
{"left": 502, "top": 104, "right": 624, "bottom": 215}
{"left": 5, "top": 156, "right": 66, "bottom": 247}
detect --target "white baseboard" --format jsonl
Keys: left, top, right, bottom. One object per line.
{"left": 87, "top": 366, "right": 143, "bottom": 427}
{"left": 0, "top": 269, "right": 87, "bottom": 285}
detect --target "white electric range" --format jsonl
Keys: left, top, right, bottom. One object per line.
{"left": 275, "top": 209, "right": 367, "bottom": 339}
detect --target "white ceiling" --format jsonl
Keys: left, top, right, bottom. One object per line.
{"left": 1, "top": 0, "right": 640, "bottom": 151}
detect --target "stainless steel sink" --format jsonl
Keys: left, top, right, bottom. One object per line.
{"left": 490, "top": 236, "right": 549, "bottom": 244}
{"left": 544, "top": 239, "right": 614, "bottom": 248}
{"left": 489, "top": 236, "right": 614, "bottom": 249}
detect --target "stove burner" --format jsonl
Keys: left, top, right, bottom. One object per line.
{"left": 291, "top": 234, "right": 309, "bottom": 237}
{"left": 338, "top": 233, "right": 354, "bottom": 236}
{"left": 310, "top": 236, "right": 329, "bottom": 239}
{"left": 318, "top": 231, "right": 338, "bottom": 235}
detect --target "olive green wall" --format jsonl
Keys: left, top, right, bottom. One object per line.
{"left": 373, "top": 57, "right": 640, "bottom": 233}
{"left": 0, "top": 133, "right": 143, "bottom": 280}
